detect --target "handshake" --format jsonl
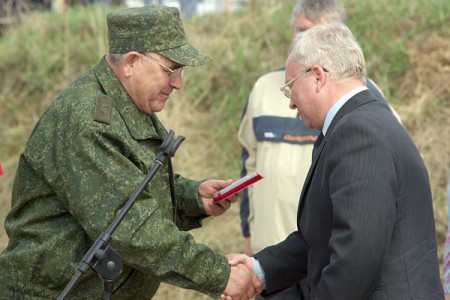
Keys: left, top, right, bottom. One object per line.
{"left": 221, "top": 254, "right": 264, "bottom": 300}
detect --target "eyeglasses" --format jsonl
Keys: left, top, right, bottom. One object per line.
{"left": 280, "top": 66, "right": 329, "bottom": 98}
{"left": 280, "top": 68, "right": 311, "bottom": 98}
{"left": 142, "top": 54, "right": 185, "bottom": 82}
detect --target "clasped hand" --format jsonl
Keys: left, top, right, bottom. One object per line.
{"left": 198, "top": 180, "right": 262, "bottom": 299}
{"left": 221, "top": 254, "right": 263, "bottom": 300}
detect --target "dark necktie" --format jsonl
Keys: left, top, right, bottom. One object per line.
{"left": 312, "top": 132, "right": 324, "bottom": 161}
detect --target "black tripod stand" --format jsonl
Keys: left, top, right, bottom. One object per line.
{"left": 58, "top": 130, "right": 184, "bottom": 300}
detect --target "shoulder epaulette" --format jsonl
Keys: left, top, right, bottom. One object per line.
{"left": 93, "top": 95, "right": 114, "bottom": 124}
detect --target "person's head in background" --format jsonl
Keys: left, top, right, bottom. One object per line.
{"left": 290, "top": 0, "right": 346, "bottom": 37}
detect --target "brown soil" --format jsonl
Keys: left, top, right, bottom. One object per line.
{"left": 396, "top": 33, "right": 450, "bottom": 240}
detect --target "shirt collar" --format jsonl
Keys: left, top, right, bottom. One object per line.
{"left": 322, "top": 86, "right": 368, "bottom": 136}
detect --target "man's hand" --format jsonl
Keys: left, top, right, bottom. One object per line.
{"left": 199, "top": 179, "right": 240, "bottom": 216}
{"left": 220, "top": 254, "right": 263, "bottom": 300}
{"left": 221, "top": 263, "right": 262, "bottom": 300}
{"left": 226, "top": 253, "right": 254, "bottom": 269}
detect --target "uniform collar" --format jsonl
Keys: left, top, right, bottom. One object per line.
{"left": 94, "top": 56, "right": 167, "bottom": 140}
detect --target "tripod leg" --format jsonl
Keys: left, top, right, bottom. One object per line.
{"left": 102, "top": 278, "right": 114, "bottom": 300}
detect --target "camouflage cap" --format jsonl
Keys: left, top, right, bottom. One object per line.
{"left": 107, "top": 5, "right": 211, "bottom": 66}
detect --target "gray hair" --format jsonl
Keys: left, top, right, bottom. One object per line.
{"left": 290, "top": 0, "right": 346, "bottom": 31}
{"left": 290, "top": 22, "right": 366, "bottom": 82}
{"left": 107, "top": 53, "right": 125, "bottom": 65}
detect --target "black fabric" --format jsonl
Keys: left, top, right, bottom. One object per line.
{"left": 312, "top": 132, "right": 324, "bottom": 161}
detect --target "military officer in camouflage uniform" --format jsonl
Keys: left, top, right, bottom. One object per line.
{"left": 0, "top": 5, "right": 260, "bottom": 299}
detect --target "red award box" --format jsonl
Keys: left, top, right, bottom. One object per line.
{"left": 213, "top": 172, "right": 264, "bottom": 203}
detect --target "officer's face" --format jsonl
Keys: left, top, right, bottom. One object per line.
{"left": 130, "top": 53, "right": 184, "bottom": 114}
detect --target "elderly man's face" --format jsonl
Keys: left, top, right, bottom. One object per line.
{"left": 129, "top": 53, "right": 184, "bottom": 114}
{"left": 292, "top": 15, "right": 322, "bottom": 37}
{"left": 292, "top": 13, "right": 336, "bottom": 37}
{"left": 285, "top": 58, "right": 326, "bottom": 131}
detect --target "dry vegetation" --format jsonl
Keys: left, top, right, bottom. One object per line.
{"left": 395, "top": 33, "right": 450, "bottom": 240}
{"left": 0, "top": 0, "right": 449, "bottom": 299}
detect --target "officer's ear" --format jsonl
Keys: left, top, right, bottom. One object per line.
{"left": 122, "top": 52, "right": 141, "bottom": 77}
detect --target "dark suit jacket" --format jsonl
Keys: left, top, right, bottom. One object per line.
{"left": 254, "top": 90, "right": 444, "bottom": 299}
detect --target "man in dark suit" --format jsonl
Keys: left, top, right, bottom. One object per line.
{"left": 224, "top": 22, "right": 443, "bottom": 300}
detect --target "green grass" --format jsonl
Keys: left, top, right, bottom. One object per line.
{"left": 0, "top": 0, "right": 449, "bottom": 298}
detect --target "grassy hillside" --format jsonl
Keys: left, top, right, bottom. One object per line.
{"left": 0, "top": 0, "right": 449, "bottom": 298}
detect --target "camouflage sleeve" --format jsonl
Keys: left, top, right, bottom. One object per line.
{"left": 172, "top": 174, "right": 210, "bottom": 230}
{"left": 59, "top": 124, "right": 230, "bottom": 297}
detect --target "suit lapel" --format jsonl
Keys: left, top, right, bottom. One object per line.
{"left": 297, "top": 90, "right": 377, "bottom": 219}
{"left": 326, "top": 90, "right": 376, "bottom": 138}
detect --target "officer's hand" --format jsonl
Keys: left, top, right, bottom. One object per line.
{"left": 199, "top": 179, "right": 240, "bottom": 216}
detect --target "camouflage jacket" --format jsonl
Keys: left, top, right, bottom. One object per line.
{"left": 0, "top": 56, "right": 230, "bottom": 299}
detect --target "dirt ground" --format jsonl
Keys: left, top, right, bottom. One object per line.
{"left": 395, "top": 33, "right": 450, "bottom": 248}
{"left": 397, "top": 35, "right": 450, "bottom": 184}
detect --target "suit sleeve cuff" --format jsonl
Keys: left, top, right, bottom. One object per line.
{"left": 252, "top": 256, "right": 267, "bottom": 289}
